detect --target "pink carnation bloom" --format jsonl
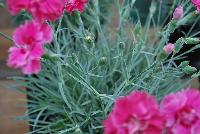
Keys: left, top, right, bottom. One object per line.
{"left": 7, "top": 20, "right": 53, "bottom": 74}
{"left": 13, "top": 20, "right": 53, "bottom": 46}
{"left": 29, "top": 0, "right": 66, "bottom": 22}
{"left": 8, "top": 47, "right": 42, "bottom": 74}
{"left": 103, "top": 91, "right": 165, "bottom": 134}
{"left": 22, "top": 59, "right": 42, "bottom": 74}
{"left": 66, "top": 0, "right": 88, "bottom": 13}
{"left": 161, "top": 88, "right": 200, "bottom": 134}
{"left": 6, "top": 0, "right": 29, "bottom": 15}
{"left": 192, "top": 0, "right": 200, "bottom": 11}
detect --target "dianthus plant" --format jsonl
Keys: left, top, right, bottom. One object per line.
{"left": 2, "top": 0, "right": 200, "bottom": 133}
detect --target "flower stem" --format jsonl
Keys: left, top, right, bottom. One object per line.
{"left": 0, "top": 31, "right": 13, "bottom": 42}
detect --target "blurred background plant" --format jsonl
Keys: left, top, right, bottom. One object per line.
{"left": 0, "top": 0, "right": 4, "bottom": 7}
{"left": 2, "top": 0, "right": 200, "bottom": 133}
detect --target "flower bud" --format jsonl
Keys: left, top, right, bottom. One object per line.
{"left": 173, "top": 6, "right": 183, "bottom": 21}
{"left": 119, "top": 42, "right": 125, "bottom": 49}
{"left": 99, "top": 57, "right": 107, "bottom": 66}
{"left": 184, "top": 37, "right": 200, "bottom": 44}
{"left": 178, "top": 61, "right": 190, "bottom": 68}
{"left": 163, "top": 43, "right": 175, "bottom": 55}
{"left": 183, "top": 65, "right": 197, "bottom": 74}
{"left": 75, "top": 128, "right": 81, "bottom": 133}
{"left": 85, "top": 35, "right": 94, "bottom": 43}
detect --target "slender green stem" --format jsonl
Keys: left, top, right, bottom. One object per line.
{"left": 0, "top": 32, "right": 13, "bottom": 42}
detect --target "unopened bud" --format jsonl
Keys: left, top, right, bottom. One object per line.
{"left": 184, "top": 37, "right": 200, "bottom": 44}
{"left": 75, "top": 128, "right": 81, "bottom": 133}
{"left": 85, "top": 35, "right": 94, "bottom": 43}
{"left": 99, "top": 57, "right": 107, "bottom": 65}
{"left": 119, "top": 42, "right": 125, "bottom": 49}
{"left": 178, "top": 61, "right": 190, "bottom": 68}
{"left": 163, "top": 43, "right": 175, "bottom": 55}
{"left": 183, "top": 65, "right": 197, "bottom": 74}
{"left": 173, "top": 6, "right": 184, "bottom": 21}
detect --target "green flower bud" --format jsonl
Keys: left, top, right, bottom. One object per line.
{"left": 119, "top": 42, "right": 125, "bottom": 49}
{"left": 74, "top": 128, "right": 81, "bottom": 133}
{"left": 42, "top": 53, "right": 59, "bottom": 61}
{"left": 85, "top": 35, "right": 94, "bottom": 43}
{"left": 168, "top": 20, "right": 177, "bottom": 32}
{"left": 99, "top": 57, "right": 107, "bottom": 65}
{"left": 183, "top": 65, "right": 197, "bottom": 74}
{"left": 178, "top": 61, "right": 190, "bottom": 68}
{"left": 184, "top": 38, "right": 200, "bottom": 44}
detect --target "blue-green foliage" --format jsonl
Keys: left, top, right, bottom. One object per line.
{"left": 9, "top": 0, "right": 200, "bottom": 133}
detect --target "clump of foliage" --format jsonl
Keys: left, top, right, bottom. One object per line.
{"left": 3, "top": 0, "right": 200, "bottom": 133}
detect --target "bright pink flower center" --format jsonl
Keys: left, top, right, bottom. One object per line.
{"left": 19, "top": 48, "right": 26, "bottom": 54}
{"left": 26, "top": 37, "right": 34, "bottom": 45}
{"left": 121, "top": 116, "right": 149, "bottom": 134}
{"left": 176, "top": 106, "right": 198, "bottom": 127}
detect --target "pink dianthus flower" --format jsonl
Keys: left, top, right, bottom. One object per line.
{"left": 28, "top": 0, "right": 66, "bottom": 22}
{"left": 161, "top": 88, "right": 200, "bottom": 134}
{"left": 66, "top": 0, "right": 88, "bottom": 13}
{"left": 6, "top": 0, "right": 88, "bottom": 22}
{"left": 103, "top": 91, "right": 165, "bottom": 134}
{"left": 6, "top": 0, "right": 29, "bottom": 15}
{"left": 7, "top": 20, "right": 53, "bottom": 74}
{"left": 192, "top": 0, "right": 200, "bottom": 11}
